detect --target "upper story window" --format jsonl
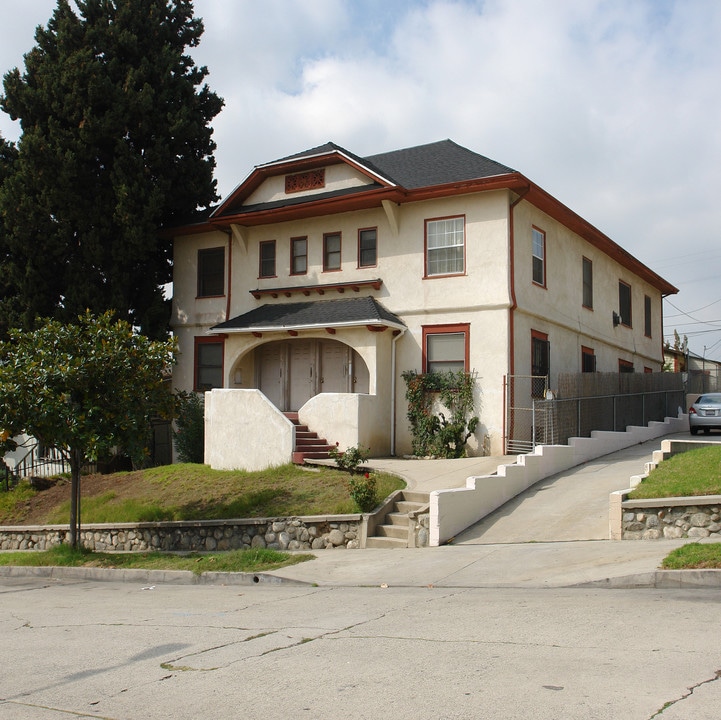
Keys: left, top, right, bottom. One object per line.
{"left": 581, "top": 345, "right": 596, "bottom": 373}
{"left": 358, "top": 228, "right": 377, "bottom": 268}
{"left": 582, "top": 257, "right": 593, "bottom": 309}
{"left": 194, "top": 338, "right": 224, "bottom": 391}
{"left": 532, "top": 227, "right": 546, "bottom": 287}
{"left": 259, "top": 240, "right": 276, "bottom": 278}
{"left": 425, "top": 216, "right": 465, "bottom": 277}
{"left": 644, "top": 295, "right": 652, "bottom": 337}
{"left": 423, "top": 324, "right": 469, "bottom": 373}
{"left": 197, "top": 247, "right": 225, "bottom": 297}
{"left": 619, "top": 281, "right": 632, "bottom": 327}
{"left": 323, "top": 232, "right": 342, "bottom": 271}
{"left": 291, "top": 237, "right": 307, "bottom": 275}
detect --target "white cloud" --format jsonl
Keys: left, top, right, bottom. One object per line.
{"left": 1, "top": 0, "right": 720, "bottom": 356}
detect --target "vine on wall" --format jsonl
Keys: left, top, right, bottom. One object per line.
{"left": 401, "top": 370, "right": 480, "bottom": 458}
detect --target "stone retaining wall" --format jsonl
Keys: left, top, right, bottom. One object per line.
{"left": 0, "top": 515, "right": 363, "bottom": 552}
{"left": 622, "top": 499, "right": 721, "bottom": 540}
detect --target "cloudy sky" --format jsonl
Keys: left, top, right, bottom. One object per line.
{"left": 1, "top": 0, "right": 720, "bottom": 361}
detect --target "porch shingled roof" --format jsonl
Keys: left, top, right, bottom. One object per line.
{"left": 211, "top": 297, "right": 405, "bottom": 333}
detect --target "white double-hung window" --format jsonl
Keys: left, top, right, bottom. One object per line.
{"left": 425, "top": 216, "right": 464, "bottom": 276}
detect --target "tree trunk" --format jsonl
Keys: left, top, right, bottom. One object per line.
{"left": 68, "top": 449, "right": 82, "bottom": 549}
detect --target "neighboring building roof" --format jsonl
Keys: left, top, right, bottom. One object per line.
{"left": 212, "top": 297, "right": 406, "bottom": 333}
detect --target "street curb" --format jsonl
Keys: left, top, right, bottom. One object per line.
{"left": 572, "top": 570, "right": 721, "bottom": 589}
{"left": 0, "top": 565, "right": 311, "bottom": 586}
{"left": 2, "top": 564, "right": 721, "bottom": 588}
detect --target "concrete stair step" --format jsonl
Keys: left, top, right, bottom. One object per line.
{"left": 399, "top": 491, "right": 430, "bottom": 504}
{"left": 375, "top": 524, "right": 408, "bottom": 539}
{"left": 395, "top": 500, "right": 426, "bottom": 514}
{"left": 386, "top": 512, "right": 411, "bottom": 526}
{"left": 295, "top": 438, "right": 330, "bottom": 447}
{"left": 365, "top": 536, "right": 408, "bottom": 549}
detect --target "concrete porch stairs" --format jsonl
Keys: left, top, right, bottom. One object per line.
{"left": 285, "top": 413, "right": 334, "bottom": 464}
{"left": 365, "top": 490, "right": 430, "bottom": 548}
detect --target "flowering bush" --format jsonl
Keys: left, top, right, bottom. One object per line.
{"left": 348, "top": 472, "right": 377, "bottom": 513}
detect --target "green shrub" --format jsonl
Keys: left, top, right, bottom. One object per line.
{"left": 173, "top": 392, "right": 205, "bottom": 464}
{"left": 348, "top": 473, "right": 378, "bottom": 512}
{"left": 328, "top": 443, "right": 369, "bottom": 474}
{"left": 402, "top": 370, "right": 479, "bottom": 458}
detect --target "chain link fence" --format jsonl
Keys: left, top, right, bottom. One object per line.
{"left": 506, "top": 372, "right": 686, "bottom": 453}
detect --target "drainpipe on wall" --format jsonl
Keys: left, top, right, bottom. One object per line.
{"left": 226, "top": 232, "right": 233, "bottom": 321}
{"left": 505, "top": 187, "right": 529, "bottom": 452}
{"left": 391, "top": 327, "right": 407, "bottom": 456}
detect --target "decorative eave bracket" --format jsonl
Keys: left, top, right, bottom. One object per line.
{"left": 249, "top": 278, "right": 383, "bottom": 300}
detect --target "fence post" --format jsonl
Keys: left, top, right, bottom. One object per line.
{"left": 531, "top": 400, "right": 536, "bottom": 451}
{"left": 577, "top": 398, "right": 582, "bottom": 438}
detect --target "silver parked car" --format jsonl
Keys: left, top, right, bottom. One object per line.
{"left": 689, "top": 393, "right": 721, "bottom": 435}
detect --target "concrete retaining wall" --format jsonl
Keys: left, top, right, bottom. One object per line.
{"left": 431, "top": 414, "right": 688, "bottom": 546}
{"left": 609, "top": 437, "right": 721, "bottom": 540}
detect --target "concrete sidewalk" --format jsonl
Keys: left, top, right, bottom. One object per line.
{"left": 267, "top": 432, "right": 721, "bottom": 589}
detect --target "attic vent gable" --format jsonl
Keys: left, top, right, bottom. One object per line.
{"left": 285, "top": 169, "right": 325, "bottom": 194}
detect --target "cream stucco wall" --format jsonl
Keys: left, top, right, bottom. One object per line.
{"left": 172, "top": 161, "right": 668, "bottom": 463}
{"left": 511, "top": 201, "right": 665, "bottom": 386}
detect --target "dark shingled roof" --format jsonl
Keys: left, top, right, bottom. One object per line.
{"left": 212, "top": 297, "right": 405, "bottom": 332}
{"left": 364, "top": 139, "right": 516, "bottom": 189}
{"left": 264, "top": 139, "right": 515, "bottom": 189}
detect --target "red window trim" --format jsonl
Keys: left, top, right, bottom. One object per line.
{"left": 357, "top": 226, "right": 378, "bottom": 269}
{"left": 258, "top": 239, "right": 276, "bottom": 279}
{"left": 323, "top": 231, "right": 342, "bottom": 272}
{"left": 423, "top": 214, "right": 466, "bottom": 279}
{"left": 193, "top": 336, "right": 225, "bottom": 392}
{"left": 644, "top": 294, "right": 652, "bottom": 338}
{"left": 619, "top": 280, "right": 632, "bottom": 328}
{"left": 618, "top": 358, "right": 634, "bottom": 373}
{"left": 197, "top": 246, "right": 226, "bottom": 299}
{"left": 532, "top": 225, "right": 546, "bottom": 289}
{"left": 582, "top": 256, "right": 593, "bottom": 310}
{"left": 581, "top": 345, "right": 596, "bottom": 372}
{"left": 421, "top": 323, "right": 470, "bottom": 373}
{"left": 290, "top": 236, "right": 308, "bottom": 276}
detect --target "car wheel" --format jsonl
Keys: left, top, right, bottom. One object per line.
{"left": 690, "top": 427, "right": 698, "bottom": 435}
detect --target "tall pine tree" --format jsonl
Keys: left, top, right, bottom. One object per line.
{"left": 0, "top": 0, "right": 223, "bottom": 338}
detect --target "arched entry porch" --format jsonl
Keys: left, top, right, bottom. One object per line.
{"left": 255, "top": 338, "right": 370, "bottom": 412}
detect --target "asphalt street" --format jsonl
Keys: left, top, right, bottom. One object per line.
{"left": 2, "top": 577, "right": 721, "bottom": 720}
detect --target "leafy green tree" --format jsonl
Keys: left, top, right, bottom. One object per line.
{"left": 0, "top": 311, "right": 176, "bottom": 547}
{"left": 0, "top": 134, "right": 19, "bottom": 338}
{"left": 0, "top": 0, "right": 223, "bottom": 338}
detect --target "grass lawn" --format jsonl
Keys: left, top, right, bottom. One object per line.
{"left": 0, "top": 463, "right": 405, "bottom": 525}
{"left": 627, "top": 445, "right": 721, "bottom": 499}
{"left": 626, "top": 445, "right": 721, "bottom": 570}
{"left": 0, "top": 544, "right": 313, "bottom": 574}
{"left": 661, "top": 543, "right": 721, "bottom": 570}
{"left": 0, "top": 463, "right": 404, "bottom": 573}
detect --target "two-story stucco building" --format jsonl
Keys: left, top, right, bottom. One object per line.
{"left": 170, "top": 140, "right": 677, "bottom": 470}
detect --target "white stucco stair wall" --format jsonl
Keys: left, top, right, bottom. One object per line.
{"left": 204, "top": 389, "right": 295, "bottom": 471}
{"left": 430, "top": 414, "right": 689, "bottom": 546}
